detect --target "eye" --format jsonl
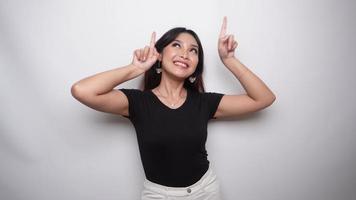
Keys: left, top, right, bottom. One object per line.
{"left": 190, "top": 48, "right": 198, "bottom": 54}
{"left": 172, "top": 42, "right": 181, "bottom": 48}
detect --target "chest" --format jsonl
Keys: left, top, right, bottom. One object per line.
{"left": 138, "top": 108, "right": 207, "bottom": 147}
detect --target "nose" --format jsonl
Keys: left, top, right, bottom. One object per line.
{"left": 179, "top": 49, "right": 189, "bottom": 59}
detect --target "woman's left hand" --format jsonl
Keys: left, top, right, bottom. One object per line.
{"left": 218, "top": 16, "right": 238, "bottom": 62}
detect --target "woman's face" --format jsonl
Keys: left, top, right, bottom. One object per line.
{"left": 160, "top": 32, "right": 199, "bottom": 80}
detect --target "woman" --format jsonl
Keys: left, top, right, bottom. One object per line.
{"left": 71, "top": 17, "right": 275, "bottom": 200}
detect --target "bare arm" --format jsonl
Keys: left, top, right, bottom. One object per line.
{"left": 215, "top": 58, "right": 276, "bottom": 118}
{"left": 71, "top": 32, "right": 159, "bottom": 116}
{"left": 214, "top": 17, "right": 276, "bottom": 118}
{"left": 71, "top": 65, "right": 144, "bottom": 115}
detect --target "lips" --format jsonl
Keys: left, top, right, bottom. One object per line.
{"left": 173, "top": 60, "right": 189, "bottom": 68}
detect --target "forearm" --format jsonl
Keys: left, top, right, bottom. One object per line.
{"left": 72, "top": 64, "right": 144, "bottom": 95}
{"left": 223, "top": 57, "right": 275, "bottom": 103}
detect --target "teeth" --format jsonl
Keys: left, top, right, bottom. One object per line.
{"left": 174, "top": 61, "right": 188, "bottom": 68}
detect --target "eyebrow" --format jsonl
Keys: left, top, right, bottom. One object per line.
{"left": 173, "top": 39, "right": 199, "bottom": 49}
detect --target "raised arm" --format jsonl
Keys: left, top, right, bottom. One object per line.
{"left": 214, "top": 17, "right": 276, "bottom": 118}
{"left": 71, "top": 32, "right": 159, "bottom": 115}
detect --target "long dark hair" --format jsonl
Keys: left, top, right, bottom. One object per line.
{"left": 143, "top": 27, "right": 205, "bottom": 93}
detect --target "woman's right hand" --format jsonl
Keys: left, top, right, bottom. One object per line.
{"left": 131, "top": 32, "right": 160, "bottom": 72}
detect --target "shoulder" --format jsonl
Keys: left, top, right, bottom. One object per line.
{"left": 119, "top": 88, "right": 143, "bottom": 93}
{"left": 188, "top": 89, "right": 224, "bottom": 100}
{"left": 201, "top": 91, "right": 225, "bottom": 100}
{"left": 119, "top": 88, "right": 149, "bottom": 97}
{"left": 117, "top": 88, "right": 150, "bottom": 119}
{"left": 117, "top": 88, "right": 151, "bottom": 107}
{"left": 189, "top": 89, "right": 224, "bottom": 119}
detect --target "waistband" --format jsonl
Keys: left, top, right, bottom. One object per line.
{"left": 143, "top": 167, "right": 217, "bottom": 197}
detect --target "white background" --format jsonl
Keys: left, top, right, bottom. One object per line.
{"left": 1, "top": 0, "right": 356, "bottom": 200}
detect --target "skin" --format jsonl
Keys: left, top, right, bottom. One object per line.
{"left": 151, "top": 33, "right": 200, "bottom": 108}
{"left": 71, "top": 17, "right": 275, "bottom": 118}
{"left": 214, "top": 17, "right": 276, "bottom": 117}
{"left": 132, "top": 32, "right": 199, "bottom": 108}
{"left": 160, "top": 33, "right": 199, "bottom": 81}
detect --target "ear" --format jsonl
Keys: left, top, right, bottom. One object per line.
{"left": 158, "top": 53, "right": 162, "bottom": 61}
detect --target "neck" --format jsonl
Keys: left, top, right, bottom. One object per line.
{"left": 156, "top": 73, "right": 186, "bottom": 98}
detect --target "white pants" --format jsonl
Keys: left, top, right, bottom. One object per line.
{"left": 141, "top": 167, "right": 222, "bottom": 200}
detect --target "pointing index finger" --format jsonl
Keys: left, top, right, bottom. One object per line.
{"left": 150, "top": 32, "right": 156, "bottom": 47}
{"left": 220, "top": 16, "right": 227, "bottom": 37}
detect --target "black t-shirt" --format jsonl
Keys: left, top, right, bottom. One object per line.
{"left": 119, "top": 88, "right": 224, "bottom": 187}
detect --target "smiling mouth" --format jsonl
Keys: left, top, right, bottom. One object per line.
{"left": 173, "top": 61, "right": 189, "bottom": 68}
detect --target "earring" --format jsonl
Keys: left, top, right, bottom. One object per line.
{"left": 155, "top": 61, "right": 162, "bottom": 74}
{"left": 189, "top": 76, "right": 196, "bottom": 83}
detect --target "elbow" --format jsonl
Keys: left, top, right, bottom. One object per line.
{"left": 71, "top": 83, "right": 81, "bottom": 99}
{"left": 264, "top": 93, "right": 276, "bottom": 108}
{"left": 256, "top": 93, "right": 276, "bottom": 110}
{"left": 269, "top": 93, "right": 276, "bottom": 105}
{"left": 71, "top": 83, "right": 89, "bottom": 101}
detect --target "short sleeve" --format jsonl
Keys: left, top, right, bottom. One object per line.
{"left": 202, "top": 92, "right": 224, "bottom": 120}
{"left": 118, "top": 88, "right": 143, "bottom": 121}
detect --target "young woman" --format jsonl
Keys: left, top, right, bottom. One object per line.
{"left": 71, "top": 17, "right": 276, "bottom": 200}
